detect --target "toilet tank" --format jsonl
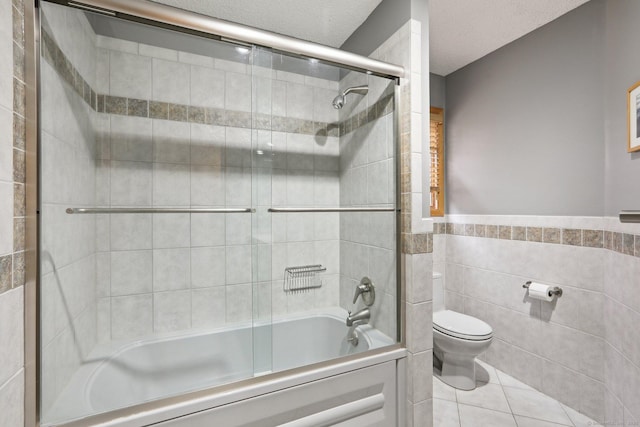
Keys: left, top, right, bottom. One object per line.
{"left": 433, "top": 272, "right": 444, "bottom": 312}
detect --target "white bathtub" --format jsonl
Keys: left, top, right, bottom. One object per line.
{"left": 44, "top": 308, "right": 395, "bottom": 426}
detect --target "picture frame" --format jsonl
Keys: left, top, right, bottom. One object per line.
{"left": 628, "top": 80, "right": 640, "bottom": 152}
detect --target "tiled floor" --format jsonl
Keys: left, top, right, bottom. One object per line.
{"left": 433, "top": 360, "right": 601, "bottom": 427}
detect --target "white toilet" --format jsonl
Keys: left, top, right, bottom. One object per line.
{"left": 432, "top": 272, "right": 493, "bottom": 390}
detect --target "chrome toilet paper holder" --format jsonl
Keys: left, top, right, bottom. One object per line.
{"left": 523, "top": 281, "right": 563, "bottom": 298}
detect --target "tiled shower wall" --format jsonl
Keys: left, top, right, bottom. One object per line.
{"left": 0, "top": 0, "right": 26, "bottom": 424}
{"left": 360, "top": 20, "right": 434, "bottom": 427}
{"left": 39, "top": 5, "right": 99, "bottom": 415}
{"left": 94, "top": 35, "right": 343, "bottom": 341}
{"left": 337, "top": 70, "right": 396, "bottom": 339}
{"left": 435, "top": 215, "right": 606, "bottom": 422}
{"left": 602, "top": 218, "right": 640, "bottom": 425}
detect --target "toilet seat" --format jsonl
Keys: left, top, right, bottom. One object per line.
{"left": 433, "top": 310, "right": 493, "bottom": 341}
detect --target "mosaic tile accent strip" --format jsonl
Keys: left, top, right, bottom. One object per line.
{"left": 41, "top": 28, "right": 391, "bottom": 138}
{"left": 434, "top": 221, "right": 640, "bottom": 257}
{"left": 3, "top": 0, "right": 27, "bottom": 295}
{"left": 401, "top": 232, "right": 433, "bottom": 254}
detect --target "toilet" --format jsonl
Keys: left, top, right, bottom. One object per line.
{"left": 432, "top": 272, "right": 493, "bottom": 390}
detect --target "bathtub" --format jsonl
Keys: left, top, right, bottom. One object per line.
{"left": 44, "top": 307, "right": 397, "bottom": 426}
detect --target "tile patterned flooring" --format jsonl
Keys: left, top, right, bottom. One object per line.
{"left": 433, "top": 360, "right": 601, "bottom": 427}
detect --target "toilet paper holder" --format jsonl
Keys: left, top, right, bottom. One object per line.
{"left": 523, "top": 281, "right": 563, "bottom": 298}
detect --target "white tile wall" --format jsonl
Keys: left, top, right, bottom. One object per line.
{"left": 111, "top": 294, "right": 153, "bottom": 339}
{"left": 98, "top": 36, "right": 344, "bottom": 341}
{"left": 153, "top": 58, "right": 190, "bottom": 104}
{"left": 154, "top": 290, "right": 191, "bottom": 332}
{"left": 109, "top": 51, "right": 152, "bottom": 99}
{"left": 337, "top": 52, "right": 398, "bottom": 342}
{"left": 438, "top": 215, "right": 640, "bottom": 423}
{"left": 39, "top": 4, "right": 100, "bottom": 416}
{"left": 110, "top": 250, "right": 152, "bottom": 295}
{"left": 153, "top": 120, "right": 190, "bottom": 164}
{"left": 190, "top": 66, "right": 225, "bottom": 108}
{"left": 0, "top": 370, "right": 24, "bottom": 427}
{"left": 603, "top": 228, "right": 640, "bottom": 424}
{"left": 0, "top": 288, "right": 24, "bottom": 386}
{"left": 191, "top": 287, "right": 226, "bottom": 328}
{"left": 225, "top": 73, "right": 251, "bottom": 112}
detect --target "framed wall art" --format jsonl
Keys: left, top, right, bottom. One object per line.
{"left": 628, "top": 80, "right": 640, "bottom": 152}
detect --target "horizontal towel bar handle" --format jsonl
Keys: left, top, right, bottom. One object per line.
{"left": 66, "top": 207, "right": 255, "bottom": 214}
{"left": 268, "top": 207, "right": 397, "bottom": 213}
{"left": 619, "top": 210, "right": 640, "bottom": 223}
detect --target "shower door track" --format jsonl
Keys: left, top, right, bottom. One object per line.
{"left": 47, "top": 0, "right": 405, "bottom": 79}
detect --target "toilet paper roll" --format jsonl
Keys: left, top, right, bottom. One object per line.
{"left": 527, "top": 282, "right": 555, "bottom": 302}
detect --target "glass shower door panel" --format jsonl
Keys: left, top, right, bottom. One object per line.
{"left": 38, "top": 2, "right": 257, "bottom": 423}
{"left": 264, "top": 59, "right": 399, "bottom": 374}
{"left": 251, "top": 46, "right": 274, "bottom": 376}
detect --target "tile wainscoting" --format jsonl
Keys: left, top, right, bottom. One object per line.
{"left": 433, "top": 214, "right": 640, "bottom": 425}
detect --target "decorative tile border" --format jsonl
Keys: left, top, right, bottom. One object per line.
{"left": 434, "top": 221, "right": 640, "bottom": 257}
{"left": 401, "top": 232, "right": 433, "bottom": 254}
{"left": 42, "top": 28, "right": 392, "bottom": 138}
{"left": 0, "top": 0, "right": 26, "bottom": 295}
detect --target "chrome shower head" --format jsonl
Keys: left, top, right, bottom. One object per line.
{"left": 331, "top": 85, "right": 368, "bottom": 109}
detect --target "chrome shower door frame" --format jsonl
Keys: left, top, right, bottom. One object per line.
{"left": 24, "top": 0, "right": 407, "bottom": 425}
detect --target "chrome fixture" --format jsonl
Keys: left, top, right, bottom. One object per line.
{"left": 332, "top": 85, "right": 369, "bottom": 109}
{"left": 353, "top": 277, "right": 375, "bottom": 306}
{"left": 60, "top": 0, "right": 405, "bottom": 78}
{"left": 346, "top": 307, "right": 371, "bottom": 327}
{"left": 283, "top": 264, "right": 326, "bottom": 293}
{"left": 66, "top": 207, "right": 255, "bottom": 214}
{"left": 619, "top": 210, "right": 640, "bottom": 223}
{"left": 346, "top": 328, "right": 359, "bottom": 347}
{"left": 268, "top": 207, "right": 396, "bottom": 213}
{"left": 522, "top": 281, "right": 563, "bottom": 297}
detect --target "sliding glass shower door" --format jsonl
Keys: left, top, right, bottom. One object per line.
{"left": 39, "top": 2, "right": 274, "bottom": 424}
{"left": 38, "top": 1, "right": 398, "bottom": 425}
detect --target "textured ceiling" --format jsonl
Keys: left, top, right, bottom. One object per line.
{"left": 430, "top": 0, "right": 591, "bottom": 76}
{"left": 150, "top": 0, "right": 383, "bottom": 47}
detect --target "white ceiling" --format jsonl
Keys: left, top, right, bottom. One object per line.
{"left": 429, "top": 0, "right": 591, "bottom": 76}
{"left": 150, "top": 0, "right": 591, "bottom": 76}
{"left": 150, "top": 0, "right": 383, "bottom": 48}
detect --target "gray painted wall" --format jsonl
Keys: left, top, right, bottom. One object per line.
{"left": 430, "top": 73, "right": 445, "bottom": 109}
{"left": 603, "top": 0, "right": 640, "bottom": 216}
{"left": 340, "top": 0, "right": 410, "bottom": 57}
{"left": 444, "top": 1, "right": 605, "bottom": 216}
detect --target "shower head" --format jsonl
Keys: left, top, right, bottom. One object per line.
{"left": 332, "top": 94, "right": 346, "bottom": 109}
{"left": 332, "top": 85, "right": 369, "bottom": 109}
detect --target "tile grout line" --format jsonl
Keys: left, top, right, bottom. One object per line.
{"left": 436, "top": 362, "right": 599, "bottom": 427}
{"left": 558, "top": 403, "right": 579, "bottom": 427}
{"left": 496, "top": 377, "right": 519, "bottom": 426}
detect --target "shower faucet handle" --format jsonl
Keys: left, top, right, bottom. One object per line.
{"left": 353, "top": 277, "right": 375, "bottom": 306}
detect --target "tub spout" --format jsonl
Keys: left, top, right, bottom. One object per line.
{"left": 346, "top": 308, "right": 370, "bottom": 327}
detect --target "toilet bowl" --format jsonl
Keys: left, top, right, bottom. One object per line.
{"left": 432, "top": 272, "right": 493, "bottom": 390}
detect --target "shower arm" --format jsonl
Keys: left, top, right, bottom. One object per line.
{"left": 342, "top": 85, "right": 369, "bottom": 96}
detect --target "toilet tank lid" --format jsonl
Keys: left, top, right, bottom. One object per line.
{"left": 433, "top": 310, "right": 492, "bottom": 338}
